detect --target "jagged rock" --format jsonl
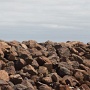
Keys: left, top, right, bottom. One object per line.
{"left": 23, "top": 65, "right": 38, "bottom": 75}
{"left": 10, "top": 74, "right": 23, "bottom": 84}
{"left": 0, "top": 40, "right": 90, "bottom": 89}
{"left": 37, "top": 56, "right": 51, "bottom": 66}
{"left": 22, "top": 79, "right": 35, "bottom": 90}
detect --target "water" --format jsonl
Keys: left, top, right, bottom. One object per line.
{"left": 0, "top": 0, "right": 90, "bottom": 43}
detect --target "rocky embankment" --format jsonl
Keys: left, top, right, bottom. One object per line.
{"left": 0, "top": 40, "right": 90, "bottom": 90}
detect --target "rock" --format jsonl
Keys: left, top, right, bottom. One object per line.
{"left": 31, "top": 60, "right": 39, "bottom": 69}
{"left": 23, "top": 65, "right": 38, "bottom": 75}
{"left": 83, "top": 59, "right": 90, "bottom": 67}
{"left": 57, "top": 67, "right": 71, "bottom": 77}
{"left": 22, "top": 40, "right": 43, "bottom": 50}
{"left": 80, "top": 84, "right": 90, "bottom": 90}
{"left": 51, "top": 73, "right": 60, "bottom": 82}
{"left": 39, "top": 84, "right": 52, "bottom": 90}
{"left": 0, "top": 70, "right": 9, "bottom": 81}
{"left": 44, "top": 62, "right": 52, "bottom": 72}
{"left": 29, "top": 48, "right": 42, "bottom": 57}
{"left": 14, "top": 84, "right": 28, "bottom": 90}
{"left": 10, "top": 74, "right": 23, "bottom": 84}
{"left": 74, "top": 71, "right": 83, "bottom": 83}
{"left": 0, "top": 60, "right": 6, "bottom": 70}
{"left": 17, "top": 49, "right": 33, "bottom": 64}
{"left": 20, "top": 44, "right": 28, "bottom": 49}
{"left": 41, "top": 77, "right": 52, "bottom": 84}
{"left": 22, "top": 79, "right": 35, "bottom": 90}
{"left": 55, "top": 46, "right": 71, "bottom": 58}
{"left": 38, "top": 66, "right": 48, "bottom": 77}
{"left": 61, "top": 76, "right": 79, "bottom": 87}
{"left": 0, "top": 49, "right": 4, "bottom": 58}
{"left": 1, "top": 85, "right": 14, "bottom": 90}
{"left": 57, "top": 85, "right": 71, "bottom": 90}
{"left": 4, "top": 61, "right": 16, "bottom": 75}
{"left": 0, "top": 80, "right": 8, "bottom": 85}
{"left": 14, "top": 58, "right": 26, "bottom": 70}
{"left": 72, "top": 54, "right": 84, "bottom": 64}
{"left": 37, "top": 56, "right": 51, "bottom": 66}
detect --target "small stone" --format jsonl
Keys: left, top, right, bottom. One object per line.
{"left": 10, "top": 74, "right": 23, "bottom": 84}
{"left": 23, "top": 65, "right": 38, "bottom": 75}
{"left": 41, "top": 77, "right": 52, "bottom": 84}
{"left": 39, "top": 84, "right": 52, "bottom": 90}
{"left": 0, "top": 70, "right": 9, "bottom": 81}
{"left": 38, "top": 66, "right": 48, "bottom": 77}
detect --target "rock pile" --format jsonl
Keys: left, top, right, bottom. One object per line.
{"left": 0, "top": 40, "right": 90, "bottom": 90}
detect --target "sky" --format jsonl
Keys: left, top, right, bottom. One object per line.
{"left": 0, "top": 0, "right": 90, "bottom": 43}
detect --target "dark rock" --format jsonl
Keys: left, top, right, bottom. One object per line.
{"left": 51, "top": 73, "right": 60, "bottom": 82}
{"left": 10, "top": 74, "right": 23, "bottom": 84}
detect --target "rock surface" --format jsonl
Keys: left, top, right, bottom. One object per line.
{"left": 0, "top": 40, "right": 90, "bottom": 90}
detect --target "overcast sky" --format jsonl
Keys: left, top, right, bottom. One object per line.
{"left": 0, "top": 0, "right": 90, "bottom": 43}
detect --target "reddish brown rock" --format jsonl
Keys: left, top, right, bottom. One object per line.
{"left": 23, "top": 65, "right": 38, "bottom": 75}
{"left": 37, "top": 56, "right": 51, "bottom": 66}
